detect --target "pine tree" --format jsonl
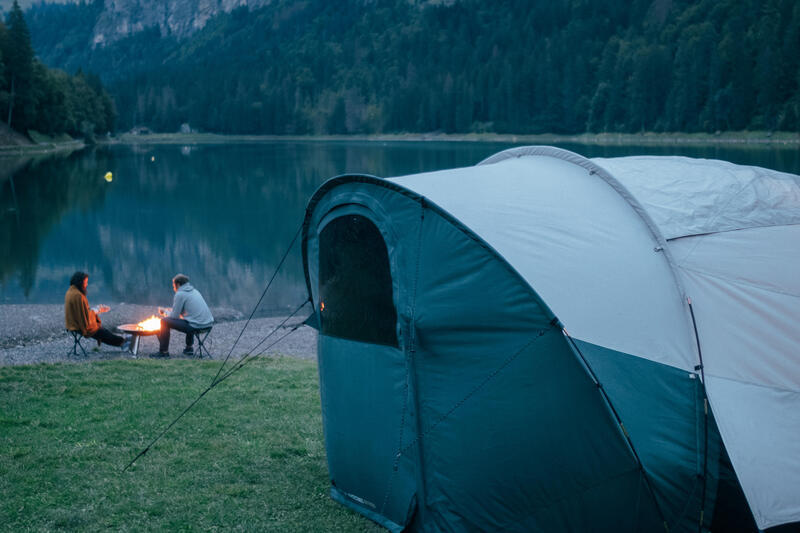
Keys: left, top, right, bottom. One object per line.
{"left": 0, "top": 42, "right": 5, "bottom": 96}
{"left": 4, "top": 0, "right": 35, "bottom": 131}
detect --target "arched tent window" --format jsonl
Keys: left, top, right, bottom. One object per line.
{"left": 318, "top": 214, "right": 398, "bottom": 347}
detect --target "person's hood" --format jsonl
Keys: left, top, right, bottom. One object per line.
{"left": 178, "top": 283, "right": 195, "bottom": 293}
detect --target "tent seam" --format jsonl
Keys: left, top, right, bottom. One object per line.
{"left": 704, "top": 372, "right": 800, "bottom": 396}
{"left": 395, "top": 327, "right": 555, "bottom": 459}
{"left": 664, "top": 221, "right": 800, "bottom": 243}
{"left": 678, "top": 265, "right": 800, "bottom": 298}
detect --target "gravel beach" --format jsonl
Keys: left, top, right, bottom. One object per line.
{"left": 0, "top": 303, "right": 317, "bottom": 366}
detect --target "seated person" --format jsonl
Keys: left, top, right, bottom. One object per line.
{"left": 65, "top": 271, "right": 131, "bottom": 350}
{"left": 151, "top": 274, "right": 214, "bottom": 358}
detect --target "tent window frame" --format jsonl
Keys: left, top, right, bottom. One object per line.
{"left": 317, "top": 212, "right": 399, "bottom": 347}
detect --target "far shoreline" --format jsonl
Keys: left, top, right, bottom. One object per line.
{"left": 3, "top": 130, "right": 799, "bottom": 156}
{"left": 111, "top": 130, "right": 800, "bottom": 147}
{"left": 0, "top": 139, "right": 84, "bottom": 157}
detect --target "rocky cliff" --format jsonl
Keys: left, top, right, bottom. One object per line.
{"left": 91, "top": 0, "right": 274, "bottom": 46}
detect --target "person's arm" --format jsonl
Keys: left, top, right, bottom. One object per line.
{"left": 168, "top": 292, "right": 184, "bottom": 319}
{"left": 80, "top": 294, "right": 100, "bottom": 334}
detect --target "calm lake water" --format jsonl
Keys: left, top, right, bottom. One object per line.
{"left": 1, "top": 141, "right": 799, "bottom": 314}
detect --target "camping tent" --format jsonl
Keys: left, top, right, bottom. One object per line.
{"left": 301, "top": 146, "right": 800, "bottom": 532}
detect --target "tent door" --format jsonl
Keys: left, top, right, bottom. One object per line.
{"left": 316, "top": 212, "right": 417, "bottom": 530}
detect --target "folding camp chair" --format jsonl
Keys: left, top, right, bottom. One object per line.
{"left": 192, "top": 327, "right": 213, "bottom": 359}
{"left": 67, "top": 329, "right": 88, "bottom": 357}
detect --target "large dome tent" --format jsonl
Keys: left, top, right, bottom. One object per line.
{"left": 301, "top": 146, "right": 800, "bottom": 532}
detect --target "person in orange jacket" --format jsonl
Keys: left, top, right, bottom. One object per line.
{"left": 64, "top": 271, "right": 130, "bottom": 350}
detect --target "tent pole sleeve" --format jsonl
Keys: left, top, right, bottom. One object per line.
{"left": 688, "top": 299, "right": 709, "bottom": 532}
{"left": 407, "top": 201, "right": 428, "bottom": 522}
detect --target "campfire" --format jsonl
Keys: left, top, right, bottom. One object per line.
{"left": 137, "top": 315, "right": 162, "bottom": 332}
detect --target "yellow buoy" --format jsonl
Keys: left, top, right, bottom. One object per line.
{"left": 104, "top": 172, "right": 113, "bottom": 182}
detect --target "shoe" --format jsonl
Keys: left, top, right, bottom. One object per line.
{"left": 182, "top": 347, "right": 194, "bottom": 356}
{"left": 149, "top": 351, "right": 169, "bottom": 358}
{"left": 121, "top": 335, "right": 133, "bottom": 352}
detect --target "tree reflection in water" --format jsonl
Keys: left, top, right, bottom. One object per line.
{"left": 2, "top": 141, "right": 797, "bottom": 313}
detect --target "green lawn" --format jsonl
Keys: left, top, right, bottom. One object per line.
{"left": 0, "top": 357, "right": 380, "bottom": 532}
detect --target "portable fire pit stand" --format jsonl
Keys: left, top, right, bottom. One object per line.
{"left": 117, "top": 324, "right": 159, "bottom": 356}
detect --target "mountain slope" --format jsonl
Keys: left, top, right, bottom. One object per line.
{"left": 26, "top": 0, "right": 800, "bottom": 135}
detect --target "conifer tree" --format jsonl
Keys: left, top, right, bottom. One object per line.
{"left": 4, "top": 0, "right": 35, "bottom": 130}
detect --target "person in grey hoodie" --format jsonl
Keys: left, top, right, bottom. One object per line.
{"left": 151, "top": 273, "right": 214, "bottom": 357}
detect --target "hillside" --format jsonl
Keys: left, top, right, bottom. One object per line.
{"left": 25, "top": 0, "right": 800, "bottom": 135}
{"left": 0, "top": 0, "right": 73, "bottom": 11}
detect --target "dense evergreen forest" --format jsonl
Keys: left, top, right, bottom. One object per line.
{"left": 24, "top": 0, "right": 800, "bottom": 135}
{"left": 0, "top": 1, "right": 114, "bottom": 139}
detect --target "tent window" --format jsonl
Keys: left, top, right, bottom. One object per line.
{"left": 318, "top": 214, "right": 398, "bottom": 347}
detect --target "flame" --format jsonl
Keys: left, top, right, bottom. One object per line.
{"left": 320, "top": 301, "right": 325, "bottom": 311}
{"left": 137, "top": 315, "right": 162, "bottom": 331}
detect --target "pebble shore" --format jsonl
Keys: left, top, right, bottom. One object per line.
{"left": 0, "top": 303, "right": 317, "bottom": 366}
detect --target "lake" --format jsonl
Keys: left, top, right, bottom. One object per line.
{"left": 1, "top": 141, "right": 799, "bottom": 314}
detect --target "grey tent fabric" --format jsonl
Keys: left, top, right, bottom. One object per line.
{"left": 390, "top": 147, "right": 800, "bottom": 529}
{"left": 594, "top": 156, "right": 800, "bottom": 240}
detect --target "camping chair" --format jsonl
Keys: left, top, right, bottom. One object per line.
{"left": 67, "top": 329, "right": 87, "bottom": 357}
{"left": 192, "top": 327, "right": 213, "bottom": 359}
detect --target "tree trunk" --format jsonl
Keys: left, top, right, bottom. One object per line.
{"left": 7, "top": 76, "right": 15, "bottom": 129}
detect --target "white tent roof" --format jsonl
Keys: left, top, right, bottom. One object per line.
{"left": 596, "top": 155, "right": 800, "bottom": 240}
{"left": 390, "top": 146, "right": 800, "bottom": 529}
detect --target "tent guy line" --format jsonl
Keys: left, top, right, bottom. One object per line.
{"left": 210, "top": 222, "right": 305, "bottom": 387}
{"left": 120, "top": 304, "right": 310, "bottom": 473}
{"left": 122, "top": 222, "right": 309, "bottom": 472}
{"left": 212, "top": 300, "right": 311, "bottom": 386}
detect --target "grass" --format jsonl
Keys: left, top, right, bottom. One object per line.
{"left": 0, "top": 357, "right": 381, "bottom": 532}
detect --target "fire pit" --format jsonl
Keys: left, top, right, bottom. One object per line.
{"left": 118, "top": 315, "right": 162, "bottom": 356}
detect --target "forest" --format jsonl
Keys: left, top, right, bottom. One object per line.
{"left": 0, "top": 1, "right": 114, "bottom": 139}
{"left": 20, "top": 0, "right": 800, "bottom": 135}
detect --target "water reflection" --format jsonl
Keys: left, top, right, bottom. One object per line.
{"left": 1, "top": 141, "right": 798, "bottom": 313}
{"left": 0, "top": 142, "right": 512, "bottom": 312}
{"left": 1, "top": 150, "right": 110, "bottom": 297}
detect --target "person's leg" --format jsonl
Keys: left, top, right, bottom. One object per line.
{"left": 184, "top": 330, "right": 194, "bottom": 350}
{"left": 157, "top": 319, "right": 173, "bottom": 353}
{"left": 158, "top": 318, "right": 193, "bottom": 353}
{"left": 91, "top": 327, "right": 124, "bottom": 347}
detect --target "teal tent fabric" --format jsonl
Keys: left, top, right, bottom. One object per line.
{"left": 410, "top": 204, "right": 659, "bottom": 530}
{"left": 574, "top": 339, "right": 721, "bottom": 532}
{"left": 319, "top": 336, "right": 416, "bottom": 530}
{"left": 302, "top": 172, "right": 755, "bottom": 532}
